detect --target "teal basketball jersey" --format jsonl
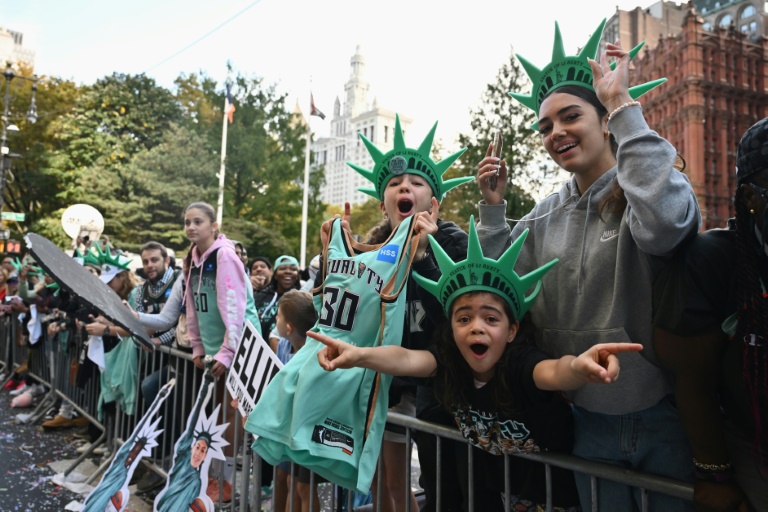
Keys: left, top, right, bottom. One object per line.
{"left": 247, "top": 216, "right": 418, "bottom": 493}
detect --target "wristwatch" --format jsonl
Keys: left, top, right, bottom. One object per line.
{"left": 103, "top": 325, "right": 110, "bottom": 336}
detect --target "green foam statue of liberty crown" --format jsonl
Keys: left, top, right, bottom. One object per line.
{"left": 11, "top": 257, "right": 43, "bottom": 276}
{"left": 79, "top": 247, "right": 102, "bottom": 269}
{"left": 510, "top": 18, "right": 667, "bottom": 127}
{"left": 92, "top": 242, "right": 132, "bottom": 273}
{"left": 413, "top": 216, "right": 558, "bottom": 320}
{"left": 346, "top": 114, "right": 473, "bottom": 201}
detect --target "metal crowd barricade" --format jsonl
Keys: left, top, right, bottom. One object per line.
{"left": 1, "top": 311, "right": 695, "bottom": 512}
{"left": 0, "top": 315, "right": 9, "bottom": 376}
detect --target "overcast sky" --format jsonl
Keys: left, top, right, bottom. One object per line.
{"left": 2, "top": 0, "right": 681, "bottom": 145}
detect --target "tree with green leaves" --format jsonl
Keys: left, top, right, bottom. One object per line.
{"left": 36, "top": 73, "right": 187, "bottom": 249}
{"left": 185, "top": 72, "right": 327, "bottom": 261}
{"left": 441, "top": 48, "right": 560, "bottom": 230}
{"left": 1, "top": 67, "right": 81, "bottom": 244}
{"left": 10, "top": 68, "right": 329, "bottom": 259}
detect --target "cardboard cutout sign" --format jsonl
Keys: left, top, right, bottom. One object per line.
{"left": 24, "top": 233, "right": 153, "bottom": 348}
{"left": 154, "top": 374, "right": 229, "bottom": 512}
{"left": 82, "top": 379, "right": 175, "bottom": 511}
{"left": 226, "top": 320, "right": 282, "bottom": 417}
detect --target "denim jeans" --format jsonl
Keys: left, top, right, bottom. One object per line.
{"left": 572, "top": 395, "right": 694, "bottom": 511}
{"left": 141, "top": 365, "right": 170, "bottom": 405}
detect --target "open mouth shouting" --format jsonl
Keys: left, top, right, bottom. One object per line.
{"left": 397, "top": 198, "right": 414, "bottom": 217}
{"left": 469, "top": 343, "right": 489, "bottom": 357}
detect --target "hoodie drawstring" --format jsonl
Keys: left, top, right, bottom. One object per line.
{"left": 577, "top": 188, "right": 595, "bottom": 295}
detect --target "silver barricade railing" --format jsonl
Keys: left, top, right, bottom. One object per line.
{"left": 1, "top": 313, "right": 695, "bottom": 511}
{"left": 371, "top": 411, "right": 693, "bottom": 512}
{"left": 104, "top": 344, "right": 692, "bottom": 512}
{"left": 0, "top": 313, "right": 107, "bottom": 475}
{"left": 0, "top": 314, "right": 10, "bottom": 375}
{"left": 111, "top": 342, "right": 253, "bottom": 511}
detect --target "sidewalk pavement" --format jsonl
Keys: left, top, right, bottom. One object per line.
{"left": 0, "top": 383, "right": 151, "bottom": 511}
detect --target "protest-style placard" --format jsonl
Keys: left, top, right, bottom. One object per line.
{"left": 225, "top": 320, "right": 282, "bottom": 417}
{"left": 82, "top": 379, "right": 174, "bottom": 511}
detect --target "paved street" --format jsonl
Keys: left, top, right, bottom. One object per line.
{"left": 0, "top": 383, "right": 85, "bottom": 510}
{"left": 0, "top": 379, "right": 424, "bottom": 511}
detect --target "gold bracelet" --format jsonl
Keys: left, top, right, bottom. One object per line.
{"left": 607, "top": 101, "right": 642, "bottom": 123}
{"left": 692, "top": 458, "right": 732, "bottom": 472}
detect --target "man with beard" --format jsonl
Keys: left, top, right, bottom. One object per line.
{"left": 134, "top": 241, "right": 181, "bottom": 492}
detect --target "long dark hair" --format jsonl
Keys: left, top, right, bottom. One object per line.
{"left": 432, "top": 292, "right": 535, "bottom": 418}
{"left": 364, "top": 216, "right": 393, "bottom": 245}
{"left": 732, "top": 180, "right": 768, "bottom": 462}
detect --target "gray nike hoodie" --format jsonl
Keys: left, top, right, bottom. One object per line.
{"left": 478, "top": 106, "right": 701, "bottom": 415}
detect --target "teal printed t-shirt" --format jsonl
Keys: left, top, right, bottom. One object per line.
{"left": 189, "top": 248, "right": 261, "bottom": 357}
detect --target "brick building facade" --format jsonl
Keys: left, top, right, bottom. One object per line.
{"left": 628, "top": 3, "right": 767, "bottom": 229}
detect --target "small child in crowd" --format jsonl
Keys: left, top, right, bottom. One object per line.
{"left": 311, "top": 218, "right": 642, "bottom": 511}
{"left": 271, "top": 290, "right": 323, "bottom": 512}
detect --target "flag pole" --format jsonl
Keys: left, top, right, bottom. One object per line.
{"left": 216, "top": 91, "right": 229, "bottom": 227}
{"left": 299, "top": 106, "right": 311, "bottom": 269}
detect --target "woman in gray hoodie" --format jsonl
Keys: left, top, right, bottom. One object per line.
{"left": 476, "top": 21, "right": 701, "bottom": 512}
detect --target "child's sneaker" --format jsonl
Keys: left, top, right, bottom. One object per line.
{"left": 42, "top": 405, "right": 59, "bottom": 422}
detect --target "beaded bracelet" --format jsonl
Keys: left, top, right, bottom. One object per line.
{"left": 693, "top": 458, "right": 732, "bottom": 472}
{"left": 607, "top": 101, "right": 642, "bottom": 123}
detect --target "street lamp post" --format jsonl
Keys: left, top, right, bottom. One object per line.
{"left": 0, "top": 62, "right": 38, "bottom": 215}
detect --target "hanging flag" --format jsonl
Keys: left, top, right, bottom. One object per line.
{"left": 310, "top": 93, "right": 326, "bottom": 120}
{"left": 225, "top": 82, "right": 236, "bottom": 124}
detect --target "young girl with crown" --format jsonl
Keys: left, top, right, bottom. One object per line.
{"left": 347, "top": 114, "right": 473, "bottom": 512}
{"left": 475, "top": 19, "right": 700, "bottom": 511}
{"left": 247, "top": 116, "right": 475, "bottom": 508}
{"left": 311, "top": 218, "right": 641, "bottom": 511}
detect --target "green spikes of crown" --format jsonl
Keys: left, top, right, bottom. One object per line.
{"left": 81, "top": 247, "right": 102, "bottom": 269}
{"left": 93, "top": 242, "right": 132, "bottom": 273}
{"left": 11, "top": 257, "right": 43, "bottom": 277}
{"left": 509, "top": 18, "right": 667, "bottom": 125}
{"left": 412, "top": 216, "right": 558, "bottom": 320}
{"left": 346, "top": 114, "right": 473, "bottom": 201}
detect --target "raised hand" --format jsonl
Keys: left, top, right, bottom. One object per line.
{"left": 341, "top": 201, "right": 352, "bottom": 233}
{"left": 320, "top": 202, "right": 353, "bottom": 248}
{"left": 414, "top": 197, "right": 440, "bottom": 260}
{"left": 588, "top": 40, "right": 633, "bottom": 113}
{"left": 477, "top": 142, "right": 508, "bottom": 206}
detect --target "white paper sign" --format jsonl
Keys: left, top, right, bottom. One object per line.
{"left": 225, "top": 320, "right": 282, "bottom": 417}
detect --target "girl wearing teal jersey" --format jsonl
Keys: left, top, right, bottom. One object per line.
{"left": 313, "top": 218, "right": 642, "bottom": 510}
{"left": 182, "top": 201, "right": 260, "bottom": 503}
